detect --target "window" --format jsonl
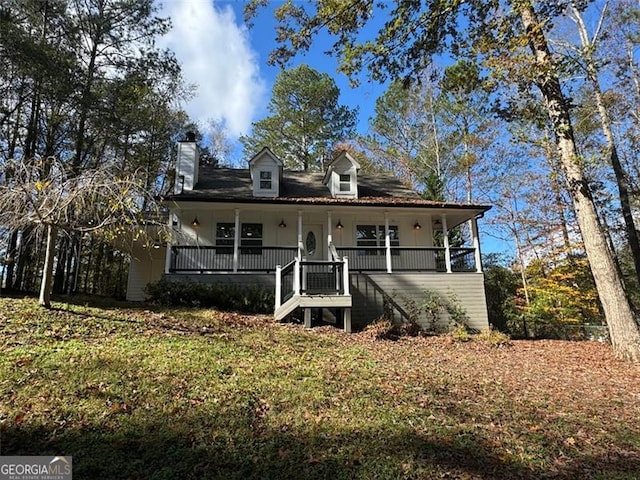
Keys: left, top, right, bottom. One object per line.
{"left": 356, "top": 225, "right": 399, "bottom": 255}
{"left": 306, "top": 231, "right": 317, "bottom": 256}
{"left": 216, "top": 223, "right": 263, "bottom": 254}
{"left": 216, "top": 223, "right": 235, "bottom": 254}
{"left": 241, "top": 223, "right": 263, "bottom": 254}
{"left": 339, "top": 174, "right": 351, "bottom": 192}
{"left": 259, "top": 170, "right": 272, "bottom": 190}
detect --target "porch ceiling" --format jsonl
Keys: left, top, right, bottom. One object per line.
{"left": 165, "top": 200, "right": 488, "bottom": 229}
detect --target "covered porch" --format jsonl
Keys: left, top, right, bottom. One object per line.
{"left": 168, "top": 244, "right": 478, "bottom": 274}
{"left": 164, "top": 203, "right": 486, "bottom": 275}
{"left": 152, "top": 202, "right": 491, "bottom": 331}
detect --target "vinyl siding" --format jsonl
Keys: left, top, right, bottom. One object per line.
{"left": 126, "top": 245, "right": 166, "bottom": 301}
{"left": 350, "top": 272, "right": 489, "bottom": 331}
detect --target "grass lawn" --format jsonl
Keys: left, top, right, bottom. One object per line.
{"left": 1, "top": 296, "right": 639, "bottom": 479}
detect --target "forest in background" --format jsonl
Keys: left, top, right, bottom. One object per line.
{"left": 1, "top": 0, "right": 639, "bottom": 347}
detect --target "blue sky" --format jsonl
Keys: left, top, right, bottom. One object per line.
{"left": 156, "top": 0, "right": 512, "bottom": 256}
{"left": 157, "top": 0, "right": 386, "bottom": 143}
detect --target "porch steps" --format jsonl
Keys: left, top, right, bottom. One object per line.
{"left": 274, "top": 294, "right": 352, "bottom": 322}
{"left": 274, "top": 296, "right": 301, "bottom": 321}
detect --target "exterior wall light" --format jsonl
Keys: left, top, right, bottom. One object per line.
{"left": 413, "top": 222, "right": 422, "bottom": 230}
{"left": 336, "top": 220, "right": 344, "bottom": 230}
{"left": 279, "top": 219, "right": 287, "bottom": 228}
{"left": 191, "top": 217, "right": 200, "bottom": 228}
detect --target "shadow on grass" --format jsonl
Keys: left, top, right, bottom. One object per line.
{"left": 2, "top": 417, "right": 638, "bottom": 480}
{"left": 50, "top": 293, "right": 153, "bottom": 311}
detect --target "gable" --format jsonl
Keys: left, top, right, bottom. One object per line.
{"left": 248, "top": 147, "right": 283, "bottom": 198}
{"left": 323, "top": 151, "right": 360, "bottom": 199}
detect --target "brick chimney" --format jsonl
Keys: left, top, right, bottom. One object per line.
{"left": 174, "top": 131, "right": 199, "bottom": 194}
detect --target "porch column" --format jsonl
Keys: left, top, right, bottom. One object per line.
{"left": 297, "top": 210, "right": 303, "bottom": 258}
{"left": 233, "top": 209, "right": 240, "bottom": 272}
{"left": 441, "top": 214, "right": 452, "bottom": 273}
{"left": 343, "top": 309, "right": 352, "bottom": 333}
{"left": 343, "top": 256, "right": 351, "bottom": 333}
{"left": 384, "top": 212, "right": 392, "bottom": 273}
{"left": 342, "top": 256, "right": 350, "bottom": 296}
{"left": 164, "top": 211, "right": 174, "bottom": 274}
{"left": 327, "top": 211, "right": 333, "bottom": 260}
{"left": 164, "top": 245, "right": 172, "bottom": 274}
{"left": 293, "top": 258, "right": 301, "bottom": 296}
{"left": 471, "top": 216, "right": 483, "bottom": 273}
{"left": 275, "top": 264, "right": 282, "bottom": 309}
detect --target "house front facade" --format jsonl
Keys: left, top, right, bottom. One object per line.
{"left": 127, "top": 135, "right": 492, "bottom": 332}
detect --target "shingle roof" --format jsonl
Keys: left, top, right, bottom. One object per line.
{"left": 164, "top": 166, "right": 491, "bottom": 212}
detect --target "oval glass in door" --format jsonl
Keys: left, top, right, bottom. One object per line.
{"left": 306, "top": 231, "right": 317, "bottom": 256}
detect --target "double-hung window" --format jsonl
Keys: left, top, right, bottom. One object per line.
{"left": 215, "top": 223, "right": 235, "bottom": 254}
{"left": 356, "top": 225, "right": 399, "bottom": 255}
{"left": 241, "top": 223, "right": 263, "bottom": 254}
{"left": 339, "top": 174, "right": 351, "bottom": 192}
{"left": 259, "top": 171, "right": 272, "bottom": 190}
{"left": 216, "top": 223, "right": 263, "bottom": 254}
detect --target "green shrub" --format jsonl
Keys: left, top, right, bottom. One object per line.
{"left": 445, "top": 293, "right": 470, "bottom": 328}
{"left": 449, "top": 323, "right": 471, "bottom": 342}
{"left": 401, "top": 289, "right": 471, "bottom": 334}
{"left": 381, "top": 293, "right": 396, "bottom": 322}
{"left": 421, "top": 290, "right": 446, "bottom": 330}
{"left": 145, "top": 278, "right": 274, "bottom": 314}
{"left": 395, "top": 292, "right": 426, "bottom": 336}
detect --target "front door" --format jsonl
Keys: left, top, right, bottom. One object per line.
{"left": 304, "top": 224, "right": 324, "bottom": 260}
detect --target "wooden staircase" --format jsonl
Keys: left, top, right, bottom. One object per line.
{"left": 274, "top": 249, "right": 352, "bottom": 332}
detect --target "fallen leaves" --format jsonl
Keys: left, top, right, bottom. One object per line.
{"left": 2, "top": 296, "right": 640, "bottom": 479}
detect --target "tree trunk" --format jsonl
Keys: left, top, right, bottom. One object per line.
{"left": 53, "top": 235, "right": 67, "bottom": 294}
{"left": 67, "top": 234, "right": 80, "bottom": 294}
{"left": 12, "top": 227, "right": 33, "bottom": 291}
{"left": 543, "top": 129, "right": 573, "bottom": 252}
{"left": 519, "top": 3, "right": 640, "bottom": 361}
{"left": 83, "top": 236, "right": 94, "bottom": 293}
{"left": 92, "top": 242, "right": 104, "bottom": 295}
{"left": 39, "top": 224, "right": 57, "bottom": 308}
{"left": 4, "top": 230, "right": 19, "bottom": 292}
{"left": 571, "top": 4, "right": 640, "bottom": 287}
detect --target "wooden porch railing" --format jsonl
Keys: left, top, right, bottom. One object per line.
{"left": 274, "top": 257, "right": 350, "bottom": 309}
{"left": 169, "top": 245, "right": 297, "bottom": 273}
{"left": 169, "top": 245, "right": 478, "bottom": 274}
{"left": 335, "top": 246, "right": 477, "bottom": 272}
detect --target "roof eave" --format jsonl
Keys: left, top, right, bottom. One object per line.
{"left": 161, "top": 195, "right": 492, "bottom": 212}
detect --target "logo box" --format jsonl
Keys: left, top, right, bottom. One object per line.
{"left": 0, "top": 456, "right": 72, "bottom": 480}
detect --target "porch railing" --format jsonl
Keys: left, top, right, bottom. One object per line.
{"left": 278, "top": 260, "right": 297, "bottom": 306}
{"left": 335, "top": 246, "right": 476, "bottom": 272}
{"left": 450, "top": 248, "right": 477, "bottom": 272}
{"left": 169, "top": 245, "right": 477, "bottom": 274}
{"left": 275, "top": 257, "right": 350, "bottom": 309}
{"left": 169, "top": 245, "right": 297, "bottom": 273}
{"left": 301, "top": 261, "right": 345, "bottom": 295}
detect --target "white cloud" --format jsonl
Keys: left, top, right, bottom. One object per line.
{"left": 156, "top": 0, "right": 265, "bottom": 138}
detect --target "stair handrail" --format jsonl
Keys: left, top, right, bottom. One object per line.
{"left": 328, "top": 241, "right": 339, "bottom": 261}
{"left": 297, "top": 240, "right": 306, "bottom": 261}
{"left": 275, "top": 258, "right": 298, "bottom": 309}
{"left": 362, "top": 274, "right": 411, "bottom": 323}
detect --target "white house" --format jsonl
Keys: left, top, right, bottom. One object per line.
{"left": 127, "top": 135, "right": 492, "bottom": 332}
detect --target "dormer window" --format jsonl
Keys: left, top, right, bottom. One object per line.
{"left": 248, "top": 147, "right": 283, "bottom": 198}
{"left": 260, "top": 171, "right": 272, "bottom": 190}
{"left": 339, "top": 174, "right": 352, "bottom": 192}
{"left": 323, "top": 151, "right": 360, "bottom": 198}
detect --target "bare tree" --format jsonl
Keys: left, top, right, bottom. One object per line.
{"left": 0, "top": 157, "right": 163, "bottom": 307}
